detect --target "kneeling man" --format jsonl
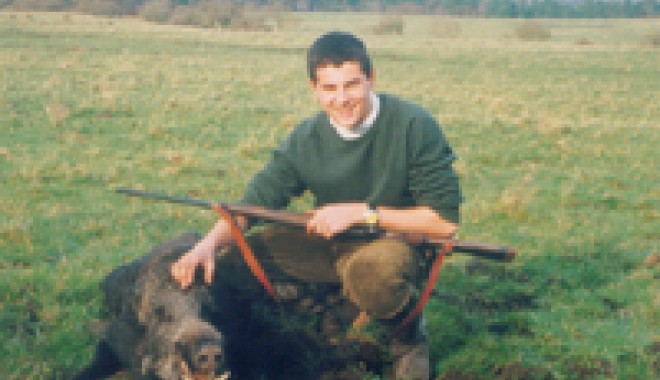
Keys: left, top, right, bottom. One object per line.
{"left": 172, "top": 31, "right": 463, "bottom": 380}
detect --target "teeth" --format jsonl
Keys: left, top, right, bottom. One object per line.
{"left": 216, "top": 371, "right": 231, "bottom": 380}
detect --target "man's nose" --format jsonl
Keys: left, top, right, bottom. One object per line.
{"left": 334, "top": 88, "right": 348, "bottom": 104}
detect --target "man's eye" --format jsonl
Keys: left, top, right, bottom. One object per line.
{"left": 346, "top": 80, "right": 362, "bottom": 89}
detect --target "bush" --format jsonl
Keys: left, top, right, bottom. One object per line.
{"left": 76, "top": 0, "right": 133, "bottom": 16}
{"left": 515, "top": 21, "right": 551, "bottom": 41}
{"left": 372, "top": 15, "right": 405, "bottom": 36}
{"left": 196, "top": 0, "right": 236, "bottom": 28}
{"left": 643, "top": 30, "right": 660, "bottom": 48}
{"left": 385, "top": 2, "right": 427, "bottom": 14}
{"left": 168, "top": 1, "right": 262, "bottom": 29}
{"left": 271, "top": 12, "right": 301, "bottom": 32}
{"left": 575, "top": 37, "right": 593, "bottom": 46}
{"left": 169, "top": 5, "right": 204, "bottom": 27}
{"left": 136, "top": 0, "right": 273, "bottom": 31}
{"left": 139, "top": 0, "right": 172, "bottom": 24}
{"left": 228, "top": 13, "right": 272, "bottom": 32}
{"left": 8, "top": 0, "right": 70, "bottom": 11}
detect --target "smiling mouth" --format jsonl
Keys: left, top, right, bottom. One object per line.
{"left": 336, "top": 105, "right": 355, "bottom": 119}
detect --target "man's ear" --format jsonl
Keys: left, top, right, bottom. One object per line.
{"left": 368, "top": 69, "right": 376, "bottom": 86}
{"left": 308, "top": 79, "right": 321, "bottom": 102}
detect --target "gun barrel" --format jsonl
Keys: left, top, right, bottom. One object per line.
{"left": 116, "top": 188, "right": 214, "bottom": 209}
{"left": 116, "top": 188, "right": 515, "bottom": 262}
{"left": 442, "top": 240, "right": 516, "bottom": 262}
{"left": 117, "top": 188, "right": 310, "bottom": 224}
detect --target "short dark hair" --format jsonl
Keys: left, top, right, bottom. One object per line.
{"left": 307, "top": 31, "right": 372, "bottom": 83}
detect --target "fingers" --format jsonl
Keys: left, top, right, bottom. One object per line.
{"left": 204, "top": 256, "right": 215, "bottom": 285}
{"left": 306, "top": 211, "right": 329, "bottom": 238}
{"left": 306, "top": 215, "right": 339, "bottom": 239}
{"left": 306, "top": 203, "right": 362, "bottom": 239}
{"left": 170, "top": 259, "right": 193, "bottom": 289}
{"left": 305, "top": 210, "right": 322, "bottom": 235}
{"left": 171, "top": 243, "right": 217, "bottom": 288}
{"left": 308, "top": 223, "right": 331, "bottom": 239}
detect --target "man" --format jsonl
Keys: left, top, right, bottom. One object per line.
{"left": 172, "top": 31, "right": 462, "bottom": 379}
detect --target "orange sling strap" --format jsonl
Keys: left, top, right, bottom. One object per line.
{"left": 395, "top": 241, "right": 453, "bottom": 334}
{"left": 212, "top": 203, "right": 279, "bottom": 302}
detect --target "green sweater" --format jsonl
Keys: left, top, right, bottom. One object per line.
{"left": 241, "top": 93, "right": 463, "bottom": 223}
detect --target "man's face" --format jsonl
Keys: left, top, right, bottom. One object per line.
{"left": 309, "top": 61, "right": 374, "bottom": 130}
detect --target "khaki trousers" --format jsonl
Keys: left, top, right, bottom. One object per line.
{"left": 217, "top": 225, "right": 423, "bottom": 321}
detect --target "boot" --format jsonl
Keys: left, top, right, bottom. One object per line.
{"left": 389, "top": 316, "right": 430, "bottom": 380}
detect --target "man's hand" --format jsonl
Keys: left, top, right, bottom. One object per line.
{"left": 171, "top": 216, "right": 245, "bottom": 289}
{"left": 308, "top": 203, "right": 459, "bottom": 241}
{"left": 171, "top": 237, "right": 218, "bottom": 289}
{"left": 306, "top": 203, "right": 368, "bottom": 239}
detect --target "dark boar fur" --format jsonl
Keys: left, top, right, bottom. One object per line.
{"left": 75, "top": 232, "right": 390, "bottom": 380}
{"left": 74, "top": 232, "right": 228, "bottom": 380}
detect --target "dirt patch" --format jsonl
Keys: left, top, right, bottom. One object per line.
{"left": 562, "top": 356, "right": 615, "bottom": 379}
{"left": 493, "top": 362, "right": 554, "bottom": 380}
{"left": 646, "top": 340, "right": 660, "bottom": 376}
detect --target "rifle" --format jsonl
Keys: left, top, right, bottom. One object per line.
{"left": 116, "top": 188, "right": 516, "bottom": 262}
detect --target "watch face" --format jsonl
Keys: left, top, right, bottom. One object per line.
{"left": 364, "top": 209, "right": 379, "bottom": 225}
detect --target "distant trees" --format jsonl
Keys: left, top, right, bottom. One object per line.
{"left": 136, "top": 1, "right": 278, "bottom": 29}
{"left": 7, "top": 0, "right": 74, "bottom": 11}
{"left": 2, "top": 0, "right": 658, "bottom": 18}
{"left": 76, "top": 0, "right": 138, "bottom": 16}
{"left": 139, "top": 0, "right": 172, "bottom": 22}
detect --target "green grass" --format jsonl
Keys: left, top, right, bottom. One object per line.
{"left": 1, "top": 11, "right": 658, "bottom": 379}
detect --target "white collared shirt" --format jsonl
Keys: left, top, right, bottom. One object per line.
{"left": 329, "top": 92, "right": 380, "bottom": 141}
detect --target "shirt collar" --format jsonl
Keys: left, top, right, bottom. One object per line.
{"left": 329, "top": 92, "right": 380, "bottom": 141}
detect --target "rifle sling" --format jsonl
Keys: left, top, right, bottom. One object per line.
{"left": 212, "top": 203, "right": 279, "bottom": 302}
{"left": 396, "top": 241, "right": 452, "bottom": 334}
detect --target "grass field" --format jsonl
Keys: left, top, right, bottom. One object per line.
{"left": 1, "top": 11, "right": 658, "bottom": 379}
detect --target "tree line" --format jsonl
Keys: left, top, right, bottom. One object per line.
{"left": 2, "top": 0, "right": 658, "bottom": 18}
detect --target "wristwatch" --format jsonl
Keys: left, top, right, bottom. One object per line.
{"left": 363, "top": 205, "right": 380, "bottom": 234}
